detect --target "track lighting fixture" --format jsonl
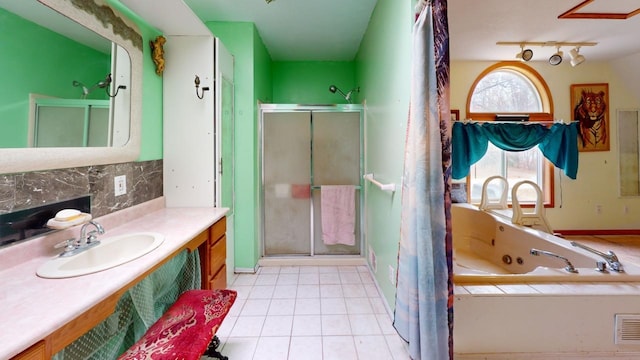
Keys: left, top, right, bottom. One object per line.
{"left": 549, "top": 46, "right": 563, "bottom": 66}
{"left": 569, "top": 47, "right": 585, "bottom": 67}
{"left": 496, "top": 41, "right": 596, "bottom": 65}
{"left": 515, "top": 44, "right": 533, "bottom": 62}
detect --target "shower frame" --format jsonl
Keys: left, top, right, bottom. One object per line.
{"left": 259, "top": 103, "right": 364, "bottom": 257}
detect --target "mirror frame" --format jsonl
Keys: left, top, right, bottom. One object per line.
{"left": 1, "top": 0, "right": 143, "bottom": 174}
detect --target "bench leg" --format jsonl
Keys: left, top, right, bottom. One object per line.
{"left": 204, "top": 336, "right": 228, "bottom": 360}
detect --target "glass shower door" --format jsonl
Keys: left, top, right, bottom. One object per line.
{"left": 312, "top": 111, "right": 361, "bottom": 255}
{"left": 263, "top": 111, "right": 312, "bottom": 255}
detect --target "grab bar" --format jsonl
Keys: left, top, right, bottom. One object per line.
{"left": 363, "top": 173, "right": 396, "bottom": 192}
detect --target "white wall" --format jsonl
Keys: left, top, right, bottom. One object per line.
{"left": 451, "top": 60, "right": 640, "bottom": 230}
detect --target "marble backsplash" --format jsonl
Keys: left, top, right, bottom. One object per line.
{"left": 0, "top": 160, "right": 163, "bottom": 217}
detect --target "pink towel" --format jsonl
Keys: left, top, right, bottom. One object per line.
{"left": 320, "top": 185, "right": 356, "bottom": 246}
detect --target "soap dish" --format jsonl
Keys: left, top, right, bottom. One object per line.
{"left": 46, "top": 213, "right": 92, "bottom": 229}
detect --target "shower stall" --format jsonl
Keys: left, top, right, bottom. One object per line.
{"left": 260, "top": 104, "right": 363, "bottom": 257}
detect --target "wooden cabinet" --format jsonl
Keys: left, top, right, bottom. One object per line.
{"left": 199, "top": 217, "right": 227, "bottom": 289}
{"left": 11, "top": 342, "right": 46, "bottom": 360}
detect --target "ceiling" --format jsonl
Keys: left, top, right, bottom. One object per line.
{"left": 182, "top": 0, "right": 378, "bottom": 61}
{"left": 179, "top": 0, "right": 640, "bottom": 64}
{"left": 448, "top": 0, "right": 640, "bottom": 63}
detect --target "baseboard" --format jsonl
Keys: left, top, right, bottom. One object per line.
{"left": 455, "top": 351, "right": 640, "bottom": 359}
{"left": 555, "top": 229, "right": 640, "bottom": 235}
{"left": 234, "top": 265, "right": 259, "bottom": 274}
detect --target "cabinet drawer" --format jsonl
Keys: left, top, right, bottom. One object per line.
{"left": 209, "top": 264, "right": 227, "bottom": 289}
{"left": 208, "top": 235, "right": 226, "bottom": 276}
{"left": 210, "top": 217, "right": 226, "bottom": 241}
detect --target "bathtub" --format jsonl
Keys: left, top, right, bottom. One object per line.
{"left": 452, "top": 203, "right": 640, "bottom": 284}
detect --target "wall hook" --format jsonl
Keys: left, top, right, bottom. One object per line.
{"left": 195, "top": 75, "right": 210, "bottom": 99}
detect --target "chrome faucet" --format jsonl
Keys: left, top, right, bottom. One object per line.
{"left": 80, "top": 220, "right": 105, "bottom": 246}
{"left": 570, "top": 241, "right": 624, "bottom": 273}
{"left": 56, "top": 220, "right": 105, "bottom": 257}
{"left": 530, "top": 248, "right": 578, "bottom": 273}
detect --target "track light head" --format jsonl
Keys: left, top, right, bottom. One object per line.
{"left": 515, "top": 45, "right": 533, "bottom": 61}
{"left": 549, "top": 47, "right": 563, "bottom": 66}
{"left": 569, "top": 47, "right": 585, "bottom": 67}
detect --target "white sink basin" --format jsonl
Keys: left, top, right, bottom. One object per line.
{"left": 37, "top": 232, "right": 164, "bottom": 279}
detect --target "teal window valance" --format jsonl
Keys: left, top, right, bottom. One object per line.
{"left": 452, "top": 121, "right": 579, "bottom": 180}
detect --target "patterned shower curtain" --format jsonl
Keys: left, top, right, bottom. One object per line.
{"left": 393, "top": 0, "right": 453, "bottom": 359}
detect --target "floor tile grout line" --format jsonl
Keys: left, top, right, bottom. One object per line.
{"left": 225, "top": 265, "right": 405, "bottom": 359}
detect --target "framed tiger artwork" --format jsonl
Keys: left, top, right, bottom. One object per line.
{"left": 570, "top": 83, "right": 610, "bottom": 152}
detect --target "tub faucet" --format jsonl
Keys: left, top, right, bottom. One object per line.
{"left": 530, "top": 248, "right": 578, "bottom": 273}
{"left": 569, "top": 241, "right": 624, "bottom": 273}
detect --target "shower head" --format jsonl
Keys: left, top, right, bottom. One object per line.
{"left": 72, "top": 80, "right": 89, "bottom": 98}
{"left": 328, "top": 85, "right": 360, "bottom": 104}
{"left": 96, "top": 73, "right": 112, "bottom": 89}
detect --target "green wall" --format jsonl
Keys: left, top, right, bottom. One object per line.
{"left": 205, "top": 22, "right": 363, "bottom": 270}
{"left": 0, "top": 8, "right": 109, "bottom": 148}
{"left": 272, "top": 61, "right": 356, "bottom": 104}
{"left": 355, "top": 0, "right": 413, "bottom": 308}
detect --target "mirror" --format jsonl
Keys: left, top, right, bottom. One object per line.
{"left": 0, "top": 0, "right": 142, "bottom": 173}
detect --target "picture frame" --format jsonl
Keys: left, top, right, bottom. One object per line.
{"left": 570, "top": 83, "right": 609, "bottom": 152}
{"left": 451, "top": 109, "right": 460, "bottom": 121}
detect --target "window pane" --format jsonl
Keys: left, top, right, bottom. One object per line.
{"left": 505, "top": 148, "right": 540, "bottom": 202}
{"left": 469, "top": 143, "right": 503, "bottom": 203}
{"left": 470, "top": 69, "right": 542, "bottom": 113}
{"left": 470, "top": 143, "right": 543, "bottom": 204}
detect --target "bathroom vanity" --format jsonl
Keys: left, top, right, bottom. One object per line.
{"left": 1, "top": 199, "right": 228, "bottom": 360}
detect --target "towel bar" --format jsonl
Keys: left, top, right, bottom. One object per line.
{"left": 310, "top": 185, "right": 361, "bottom": 190}
{"left": 363, "top": 173, "right": 396, "bottom": 192}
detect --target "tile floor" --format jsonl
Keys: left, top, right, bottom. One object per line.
{"left": 211, "top": 265, "right": 411, "bottom": 360}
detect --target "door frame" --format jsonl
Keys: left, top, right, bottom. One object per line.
{"left": 259, "top": 104, "right": 364, "bottom": 257}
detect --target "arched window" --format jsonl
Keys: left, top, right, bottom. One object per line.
{"left": 465, "top": 62, "right": 554, "bottom": 206}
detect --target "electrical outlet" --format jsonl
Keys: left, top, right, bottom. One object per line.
{"left": 114, "top": 175, "right": 127, "bottom": 196}
{"left": 595, "top": 204, "right": 602, "bottom": 215}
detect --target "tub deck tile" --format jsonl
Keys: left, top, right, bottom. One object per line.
{"left": 461, "top": 285, "right": 504, "bottom": 295}
{"left": 527, "top": 283, "right": 574, "bottom": 294}
{"left": 495, "top": 284, "right": 540, "bottom": 295}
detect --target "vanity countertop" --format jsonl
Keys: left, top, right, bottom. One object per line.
{"left": 0, "top": 198, "right": 228, "bottom": 359}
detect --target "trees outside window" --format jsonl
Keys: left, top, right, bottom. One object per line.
{"left": 466, "top": 62, "right": 554, "bottom": 206}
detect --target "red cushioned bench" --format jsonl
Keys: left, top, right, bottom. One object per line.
{"left": 118, "top": 289, "right": 237, "bottom": 360}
